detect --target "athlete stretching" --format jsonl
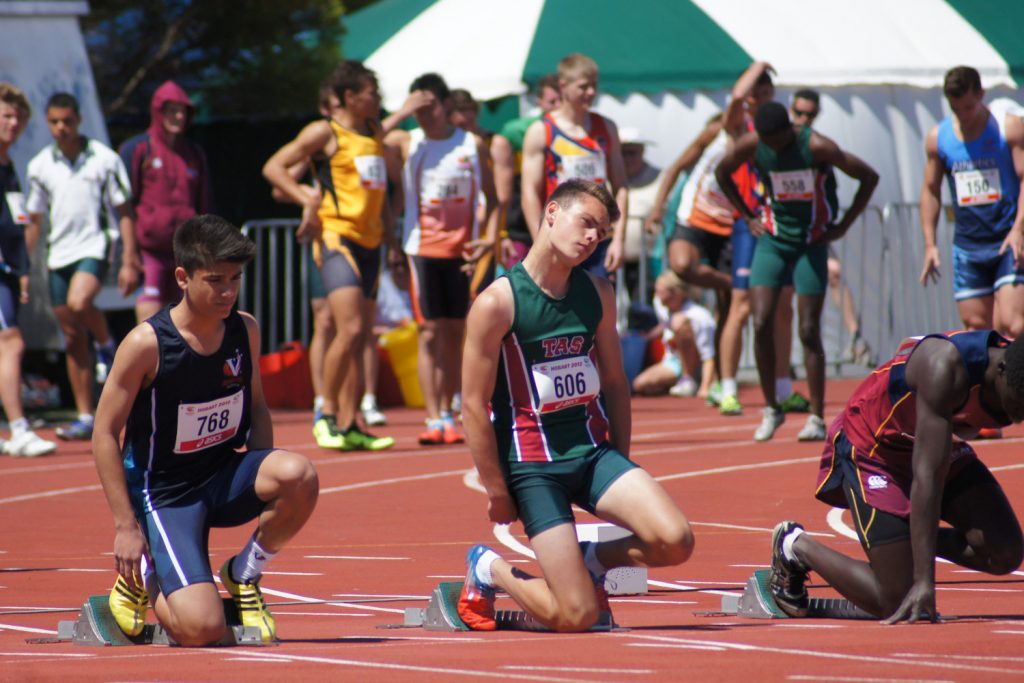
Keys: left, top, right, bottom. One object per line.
{"left": 456, "top": 179, "right": 692, "bottom": 632}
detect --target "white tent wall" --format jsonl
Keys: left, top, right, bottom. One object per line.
{"left": 0, "top": 0, "right": 109, "bottom": 350}
{"left": 584, "top": 83, "right": 1024, "bottom": 370}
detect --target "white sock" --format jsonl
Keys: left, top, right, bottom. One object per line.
{"left": 361, "top": 393, "right": 377, "bottom": 410}
{"left": 581, "top": 541, "right": 607, "bottom": 580}
{"left": 231, "top": 535, "right": 275, "bottom": 583}
{"left": 782, "top": 527, "right": 805, "bottom": 565}
{"left": 140, "top": 555, "right": 159, "bottom": 603}
{"left": 9, "top": 417, "right": 28, "bottom": 438}
{"left": 78, "top": 413, "right": 95, "bottom": 425}
{"left": 721, "top": 378, "right": 738, "bottom": 398}
{"left": 474, "top": 549, "right": 500, "bottom": 587}
{"left": 313, "top": 395, "right": 324, "bottom": 411}
{"left": 776, "top": 377, "right": 792, "bottom": 400}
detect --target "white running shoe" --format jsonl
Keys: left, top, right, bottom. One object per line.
{"left": 754, "top": 406, "right": 785, "bottom": 442}
{"left": 3, "top": 430, "right": 57, "bottom": 457}
{"left": 797, "top": 414, "right": 827, "bottom": 441}
{"left": 362, "top": 405, "right": 387, "bottom": 427}
{"left": 668, "top": 376, "right": 698, "bottom": 397}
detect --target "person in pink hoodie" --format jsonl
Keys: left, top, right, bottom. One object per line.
{"left": 120, "top": 81, "right": 212, "bottom": 322}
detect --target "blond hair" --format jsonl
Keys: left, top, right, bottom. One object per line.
{"left": 655, "top": 269, "right": 686, "bottom": 292}
{"left": 558, "top": 53, "right": 598, "bottom": 83}
{"left": 0, "top": 83, "right": 31, "bottom": 120}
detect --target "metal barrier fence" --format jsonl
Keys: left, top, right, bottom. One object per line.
{"left": 242, "top": 205, "right": 962, "bottom": 374}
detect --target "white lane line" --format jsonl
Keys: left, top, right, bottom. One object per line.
{"left": 212, "top": 650, "right": 599, "bottom": 682}
{"left": 992, "top": 630, "right": 1024, "bottom": 635}
{"left": 894, "top": 653, "right": 1024, "bottom": 662}
{"left": 0, "top": 485, "right": 101, "bottom": 506}
{"left": 261, "top": 571, "right": 322, "bottom": 576}
{"left": 333, "top": 593, "right": 427, "bottom": 600}
{"left": 56, "top": 568, "right": 107, "bottom": 573}
{"left": 233, "top": 584, "right": 406, "bottom": 615}
{"left": 647, "top": 579, "right": 734, "bottom": 597}
{"left": 618, "top": 633, "right": 1024, "bottom": 675}
{"left": 426, "top": 575, "right": 464, "bottom": 579}
{"left": 306, "top": 555, "right": 410, "bottom": 561}
{"left": 626, "top": 642, "right": 729, "bottom": 652}
{"left": 694, "top": 521, "right": 834, "bottom": 537}
{"left": 319, "top": 469, "right": 466, "bottom": 495}
{"left": 611, "top": 599, "right": 697, "bottom": 605}
{"left": 788, "top": 677, "right": 952, "bottom": 683}
{"left": 655, "top": 456, "right": 821, "bottom": 482}
{"left": 0, "top": 623, "right": 58, "bottom": 635}
{"left": 501, "top": 665, "right": 654, "bottom": 674}
{"left": 275, "top": 612, "right": 371, "bottom": 617}
{"left": 0, "top": 652, "right": 94, "bottom": 658}
{"left": 937, "top": 587, "right": 1021, "bottom": 593}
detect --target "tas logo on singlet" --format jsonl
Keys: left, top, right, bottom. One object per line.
{"left": 541, "top": 335, "right": 585, "bottom": 358}
{"left": 222, "top": 349, "right": 245, "bottom": 388}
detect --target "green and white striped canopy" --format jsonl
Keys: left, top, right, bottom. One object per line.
{"left": 342, "top": 0, "right": 1023, "bottom": 109}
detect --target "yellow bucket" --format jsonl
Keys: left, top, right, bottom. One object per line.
{"left": 380, "top": 323, "right": 424, "bottom": 408}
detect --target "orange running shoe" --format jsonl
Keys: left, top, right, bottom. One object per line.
{"left": 978, "top": 427, "right": 1003, "bottom": 439}
{"left": 457, "top": 545, "right": 497, "bottom": 631}
{"left": 442, "top": 422, "right": 465, "bottom": 445}
{"left": 419, "top": 422, "right": 445, "bottom": 445}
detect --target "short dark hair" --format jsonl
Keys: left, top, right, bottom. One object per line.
{"left": 173, "top": 214, "right": 255, "bottom": 274}
{"left": 755, "top": 70, "right": 774, "bottom": 88}
{"left": 1005, "top": 335, "right": 1024, "bottom": 399}
{"left": 409, "top": 72, "right": 450, "bottom": 101}
{"left": 46, "top": 92, "right": 79, "bottom": 115}
{"left": 329, "top": 60, "right": 377, "bottom": 106}
{"left": 535, "top": 73, "right": 560, "bottom": 96}
{"left": 450, "top": 88, "right": 478, "bottom": 112}
{"left": 943, "top": 66, "right": 982, "bottom": 99}
{"left": 548, "top": 179, "right": 620, "bottom": 225}
{"left": 793, "top": 89, "right": 820, "bottom": 106}
{"left": 754, "top": 101, "right": 790, "bottom": 136}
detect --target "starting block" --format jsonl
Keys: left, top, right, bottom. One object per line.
{"left": 55, "top": 595, "right": 265, "bottom": 646}
{"left": 403, "top": 582, "right": 617, "bottom": 632}
{"left": 720, "top": 570, "right": 874, "bottom": 620}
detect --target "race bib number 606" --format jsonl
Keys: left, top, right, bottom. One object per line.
{"left": 531, "top": 356, "right": 600, "bottom": 413}
{"left": 174, "top": 390, "right": 244, "bottom": 453}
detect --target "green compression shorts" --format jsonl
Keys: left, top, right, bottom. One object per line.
{"left": 749, "top": 235, "right": 827, "bottom": 296}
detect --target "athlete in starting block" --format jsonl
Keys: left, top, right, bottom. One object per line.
{"left": 770, "top": 330, "right": 1024, "bottom": 623}
{"left": 457, "top": 179, "right": 694, "bottom": 632}
{"left": 92, "top": 215, "right": 319, "bottom": 645}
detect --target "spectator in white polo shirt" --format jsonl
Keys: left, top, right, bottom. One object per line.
{"left": 26, "top": 92, "right": 141, "bottom": 441}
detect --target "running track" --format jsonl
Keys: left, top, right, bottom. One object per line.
{"left": 2, "top": 379, "right": 1024, "bottom": 682}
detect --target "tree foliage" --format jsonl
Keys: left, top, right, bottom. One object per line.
{"left": 82, "top": 0, "right": 349, "bottom": 120}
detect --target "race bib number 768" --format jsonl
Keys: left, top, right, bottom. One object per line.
{"left": 174, "top": 390, "right": 244, "bottom": 453}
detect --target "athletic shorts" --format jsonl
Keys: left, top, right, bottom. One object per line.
{"left": 49, "top": 258, "right": 109, "bottom": 307}
{"left": 815, "top": 427, "right": 987, "bottom": 548}
{"left": 749, "top": 236, "right": 827, "bottom": 296}
{"left": 659, "top": 350, "right": 683, "bottom": 378}
{"left": 316, "top": 232, "right": 381, "bottom": 299}
{"left": 137, "top": 250, "right": 182, "bottom": 306}
{"left": 670, "top": 223, "right": 731, "bottom": 273}
{"left": 0, "top": 273, "right": 20, "bottom": 330}
{"left": 132, "top": 448, "right": 273, "bottom": 597}
{"left": 501, "top": 443, "right": 638, "bottom": 538}
{"left": 306, "top": 247, "right": 326, "bottom": 300}
{"left": 407, "top": 255, "right": 469, "bottom": 322}
{"left": 952, "top": 242, "right": 1024, "bottom": 301}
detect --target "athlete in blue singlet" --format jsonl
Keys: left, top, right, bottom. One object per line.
{"left": 921, "top": 65, "right": 1024, "bottom": 338}
{"left": 92, "top": 215, "right": 319, "bottom": 646}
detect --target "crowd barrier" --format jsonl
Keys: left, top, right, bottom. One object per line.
{"left": 241, "top": 205, "right": 963, "bottom": 379}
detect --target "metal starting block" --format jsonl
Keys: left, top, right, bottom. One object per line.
{"left": 720, "top": 570, "right": 874, "bottom": 619}
{"left": 403, "top": 582, "right": 616, "bottom": 632}
{"left": 54, "top": 595, "right": 265, "bottom": 646}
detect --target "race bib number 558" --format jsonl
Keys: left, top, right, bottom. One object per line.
{"left": 531, "top": 356, "right": 600, "bottom": 413}
{"left": 174, "top": 390, "right": 244, "bottom": 453}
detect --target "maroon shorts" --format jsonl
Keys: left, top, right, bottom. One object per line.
{"left": 138, "top": 251, "right": 182, "bottom": 305}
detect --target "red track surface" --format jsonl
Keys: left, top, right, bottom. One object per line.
{"left": 3, "top": 379, "right": 1024, "bottom": 682}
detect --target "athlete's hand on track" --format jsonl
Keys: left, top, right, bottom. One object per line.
{"left": 999, "top": 228, "right": 1024, "bottom": 269}
{"left": 883, "top": 580, "right": 938, "bottom": 625}
{"left": 487, "top": 493, "right": 518, "bottom": 525}
{"left": 113, "top": 524, "right": 151, "bottom": 591}
{"left": 747, "top": 216, "right": 766, "bottom": 237}
{"left": 919, "top": 246, "right": 942, "bottom": 285}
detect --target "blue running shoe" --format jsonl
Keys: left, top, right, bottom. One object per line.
{"left": 57, "top": 418, "right": 93, "bottom": 441}
{"left": 457, "top": 544, "right": 497, "bottom": 631}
